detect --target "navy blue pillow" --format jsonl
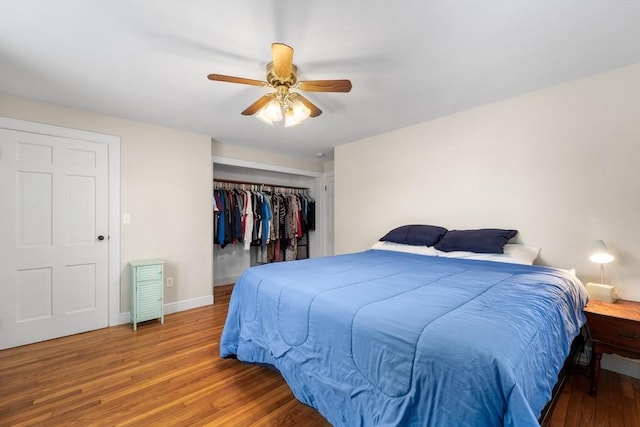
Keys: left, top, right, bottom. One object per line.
{"left": 434, "top": 229, "right": 518, "bottom": 254}
{"left": 379, "top": 224, "right": 448, "bottom": 247}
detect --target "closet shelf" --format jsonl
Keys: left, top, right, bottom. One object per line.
{"left": 214, "top": 178, "right": 310, "bottom": 194}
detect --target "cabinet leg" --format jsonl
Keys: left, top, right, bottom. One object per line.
{"left": 590, "top": 346, "right": 602, "bottom": 397}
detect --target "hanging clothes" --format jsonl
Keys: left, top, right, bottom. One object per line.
{"left": 213, "top": 181, "right": 315, "bottom": 263}
{"left": 242, "top": 190, "right": 253, "bottom": 251}
{"left": 215, "top": 189, "right": 226, "bottom": 247}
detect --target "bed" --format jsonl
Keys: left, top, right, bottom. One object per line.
{"left": 220, "top": 228, "right": 588, "bottom": 426}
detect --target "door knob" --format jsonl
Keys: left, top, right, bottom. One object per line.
{"left": 97, "top": 235, "right": 105, "bottom": 241}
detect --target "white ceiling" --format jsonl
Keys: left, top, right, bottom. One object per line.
{"left": 1, "top": 1, "right": 638, "bottom": 160}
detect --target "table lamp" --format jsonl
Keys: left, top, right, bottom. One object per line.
{"left": 589, "top": 240, "right": 614, "bottom": 285}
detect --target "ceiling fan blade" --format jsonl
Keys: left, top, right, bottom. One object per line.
{"left": 290, "top": 93, "right": 322, "bottom": 118}
{"left": 207, "top": 73, "right": 266, "bottom": 87}
{"left": 272, "top": 43, "right": 294, "bottom": 78}
{"left": 241, "top": 94, "right": 273, "bottom": 116}
{"left": 297, "top": 79, "right": 352, "bottom": 93}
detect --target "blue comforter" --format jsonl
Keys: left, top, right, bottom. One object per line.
{"left": 220, "top": 250, "right": 587, "bottom": 426}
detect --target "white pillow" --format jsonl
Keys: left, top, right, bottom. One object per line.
{"left": 435, "top": 244, "right": 541, "bottom": 265}
{"left": 559, "top": 268, "right": 577, "bottom": 276}
{"left": 371, "top": 241, "right": 438, "bottom": 256}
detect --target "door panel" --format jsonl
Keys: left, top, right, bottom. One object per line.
{"left": 66, "top": 263, "right": 97, "bottom": 314}
{"left": 16, "top": 267, "right": 53, "bottom": 321}
{"left": 67, "top": 175, "right": 97, "bottom": 244}
{"left": 17, "top": 171, "right": 53, "bottom": 246}
{"left": 0, "top": 129, "right": 109, "bottom": 349}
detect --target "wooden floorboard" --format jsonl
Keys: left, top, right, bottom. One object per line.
{"left": 1, "top": 284, "right": 638, "bottom": 426}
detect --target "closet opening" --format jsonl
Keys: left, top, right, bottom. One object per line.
{"left": 212, "top": 160, "right": 324, "bottom": 287}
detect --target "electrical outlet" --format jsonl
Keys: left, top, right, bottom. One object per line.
{"left": 166, "top": 277, "right": 174, "bottom": 287}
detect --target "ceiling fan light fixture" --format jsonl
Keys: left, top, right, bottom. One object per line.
{"left": 209, "top": 43, "right": 349, "bottom": 125}
{"left": 255, "top": 108, "right": 274, "bottom": 125}
{"left": 284, "top": 108, "right": 298, "bottom": 127}
{"left": 292, "top": 99, "right": 311, "bottom": 121}
{"left": 265, "top": 99, "right": 283, "bottom": 122}
{"left": 284, "top": 100, "right": 311, "bottom": 127}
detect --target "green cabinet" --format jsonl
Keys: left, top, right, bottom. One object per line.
{"left": 129, "top": 259, "right": 164, "bottom": 331}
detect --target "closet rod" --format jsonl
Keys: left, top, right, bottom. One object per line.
{"left": 213, "top": 178, "right": 309, "bottom": 191}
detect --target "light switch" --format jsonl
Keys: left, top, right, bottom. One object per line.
{"left": 122, "top": 213, "right": 131, "bottom": 224}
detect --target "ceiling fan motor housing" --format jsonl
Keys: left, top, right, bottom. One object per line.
{"left": 266, "top": 62, "right": 297, "bottom": 87}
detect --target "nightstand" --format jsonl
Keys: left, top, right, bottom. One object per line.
{"left": 584, "top": 299, "right": 640, "bottom": 396}
{"left": 129, "top": 259, "right": 164, "bottom": 331}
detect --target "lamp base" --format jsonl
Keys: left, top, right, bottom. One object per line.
{"left": 586, "top": 282, "right": 618, "bottom": 303}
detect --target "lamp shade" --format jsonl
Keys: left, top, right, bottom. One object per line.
{"left": 589, "top": 240, "right": 614, "bottom": 264}
{"left": 284, "top": 100, "right": 311, "bottom": 127}
{"left": 262, "top": 99, "right": 283, "bottom": 122}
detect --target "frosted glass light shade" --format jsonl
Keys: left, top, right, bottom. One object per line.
{"left": 589, "top": 240, "right": 614, "bottom": 264}
{"left": 292, "top": 100, "right": 311, "bottom": 121}
{"left": 255, "top": 97, "right": 310, "bottom": 127}
{"left": 255, "top": 99, "right": 283, "bottom": 124}
{"left": 263, "top": 100, "right": 283, "bottom": 122}
{"left": 255, "top": 108, "right": 274, "bottom": 124}
{"left": 284, "top": 108, "right": 298, "bottom": 127}
{"left": 284, "top": 100, "right": 311, "bottom": 127}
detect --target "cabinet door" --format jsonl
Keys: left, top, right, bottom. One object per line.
{"left": 137, "top": 280, "right": 162, "bottom": 322}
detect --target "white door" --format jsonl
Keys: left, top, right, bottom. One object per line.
{"left": 0, "top": 129, "right": 109, "bottom": 349}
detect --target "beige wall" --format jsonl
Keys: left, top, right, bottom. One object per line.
{"left": 335, "top": 64, "right": 640, "bottom": 301}
{"left": 211, "top": 140, "right": 323, "bottom": 173}
{"left": 0, "top": 94, "right": 213, "bottom": 312}
{"left": 322, "top": 160, "right": 334, "bottom": 173}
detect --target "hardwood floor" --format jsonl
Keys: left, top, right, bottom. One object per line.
{"left": 549, "top": 367, "right": 640, "bottom": 427}
{"left": 1, "top": 284, "right": 638, "bottom": 426}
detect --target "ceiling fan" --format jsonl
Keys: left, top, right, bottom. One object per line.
{"left": 207, "top": 43, "right": 352, "bottom": 126}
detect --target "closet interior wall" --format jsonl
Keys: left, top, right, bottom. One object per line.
{"left": 213, "top": 163, "right": 319, "bottom": 286}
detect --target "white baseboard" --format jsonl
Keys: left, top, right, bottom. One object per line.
{"left": 602, "top": 354, "right": 640, "bottom": 379}
{"left": 118, "top": 295, "right": 214, "bottom": 325}
{"left": 214, "top": 275, "right": 240, "bottom": 286}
